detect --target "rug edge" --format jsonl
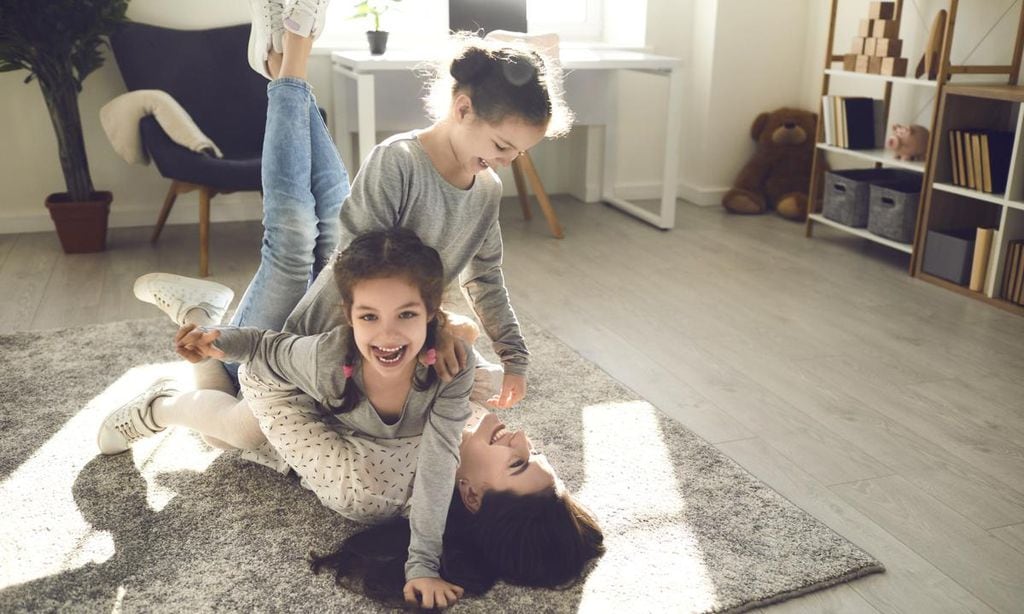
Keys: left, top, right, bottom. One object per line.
{"left": 719, "top": 561, "right": 886, "bottom": 613}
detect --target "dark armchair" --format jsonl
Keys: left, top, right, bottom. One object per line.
{"left": 110, "top": 23, "right": 267, "bottom": 277}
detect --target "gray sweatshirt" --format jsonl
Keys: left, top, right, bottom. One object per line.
{"left": 214, "top": 325, "right": 475, "bottom": 582}
{"left": 283, "top": 130, "right": 529, "bottom": 376}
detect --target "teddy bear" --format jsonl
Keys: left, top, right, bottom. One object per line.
{"left": 721, "top": 107, "right": 817, "bottom": 221}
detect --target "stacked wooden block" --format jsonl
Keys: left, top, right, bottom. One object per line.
{"left": 843, "top": 2, "right": 908, "bottom": 76}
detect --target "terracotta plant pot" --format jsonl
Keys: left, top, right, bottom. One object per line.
{"left": 45, "top": 190, "right": 112, "bottom": 253}
{"left": 367, "top": 30, "right": 388, "bottom": 55}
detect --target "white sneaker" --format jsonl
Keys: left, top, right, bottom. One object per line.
{"left": 133, "top": 273, "right": 234, "bottom": 326}
{"left": 97, "top": 377, "right": 178, "bottom": 455}
{"left": 283, "top": 0, "right": 332, "bottom": 39}
{"left": 248, "top": 0, "right": 286, "bottom": 79}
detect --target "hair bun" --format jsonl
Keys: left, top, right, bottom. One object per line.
{"left": 450, "top": 47, "right": 493, "bottom": 84}
{"left": 499, "top": 52, "right": 538, "bottom": 87}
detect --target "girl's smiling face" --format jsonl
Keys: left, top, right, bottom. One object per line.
{"left": 349, "top": 276, "right": 429, "bottom": 380}
{"left": 450, "top": 95, "right": 547, "bottom": 178}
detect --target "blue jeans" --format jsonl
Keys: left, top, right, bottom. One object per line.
{"left": 226, "top": 78, "right": 349, "bottom": 379}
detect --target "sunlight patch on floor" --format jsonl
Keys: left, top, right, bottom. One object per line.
{"left": 0, "top": 362, "right": 221, "bottom": 590}
{"left": 577, "top": 400, "right": 718, "bottom": 612}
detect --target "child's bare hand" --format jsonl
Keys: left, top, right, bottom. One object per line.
{"left": 174, "top": 323, "right": 224, "bottom": 363}
{"left": 403, "top": 577, "right": 464, "bottom": 609}
{"left": 487, "top": 372, "right": 526, "bottom": 409}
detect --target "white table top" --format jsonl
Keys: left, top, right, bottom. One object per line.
{"left": 331, "top": 47, "right": 682, "bottom": 72}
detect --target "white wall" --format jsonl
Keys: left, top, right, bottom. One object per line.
{"left": 3, "top": 0, "right": 1022, "bottom": 233}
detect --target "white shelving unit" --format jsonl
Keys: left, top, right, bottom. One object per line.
{"left": 916, "top": 84, "right": 1024, "bottom": 316}
{"left": 806, "top": 0, "right": 1024, "bottom": 285}
{"left": 805, "top": 0, "right": 952, "bottom": 272}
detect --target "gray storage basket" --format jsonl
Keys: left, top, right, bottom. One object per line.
{"left": 867, "top": 175, "right": 920, "bottom": 244}
{"left": 922, "top": 229, "right": 975, "bottom": 286}
{"left": 823, "top": 168, "right": 906, "bottom": 227}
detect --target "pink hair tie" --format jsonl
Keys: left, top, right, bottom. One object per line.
{"left": 424, "top": 348, "right": 437, "bottom": 366}
{"left": 342, "top": 364, "right": 354, "bottom": 378}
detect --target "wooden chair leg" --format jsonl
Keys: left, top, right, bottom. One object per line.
{"left": 511, "top": 158, "right": 531, "bottom": 220}
{"left": 151, "top": 181, "right": 181, "bottom": 243}
{"left": 198, "top": 187, "right": 212, "bottom": 277}
{"left": 517, "top": 152, "right": 563, "bottom": 239}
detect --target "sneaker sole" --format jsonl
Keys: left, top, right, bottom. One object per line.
{"left": 133, "top": 273, "right": 235, "bottom": 323}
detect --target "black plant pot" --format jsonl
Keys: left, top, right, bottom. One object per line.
{"left": 366, "top": 30, "right": 388, "bottom": 55}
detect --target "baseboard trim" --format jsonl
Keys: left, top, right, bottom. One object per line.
{"left": 602, "top": 180, "right": 728, "bottom": 207}
{"left": 0, "top": 193, "right": 264, "bottom": 235}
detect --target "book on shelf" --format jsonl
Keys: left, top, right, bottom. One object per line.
{"left": 822, "top": 96, "right": 879, "bottom": 149}
{"left": 983, "top": 228, "right": 1002, "bottom": 297}
{"left": 948, "top": 130, "right": 955, "bottom": 184}
{"left": 1003, "top": 241, "right": 1024, "bottom": 303}
{"left": 946, "top": 129, "right": 1014, "bottom": 193}
{"left": 971, "top": 133, "right": 984, "bottom": 193}
{"left": 822, "top": 96, "right": 834, "bottom": 146}
{"left": 956, "top": 130, "right": 968, "bottom": 188}
{"left": 982, "top": 131, "right": 1014, "bottom": 194}
{"left": 964, "top": 130, "right": 976, "bottom": 189}
{"left": 969, "top": 228, "right": 994, "bottom": 292}
{"left": 1016, "top": 244, "right": 1024, "bottom": 304}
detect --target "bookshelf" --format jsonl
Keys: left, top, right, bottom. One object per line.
{"left": 915, "top": 84, "right": 1024, "bottom": 316}
{"left": 806, "top": 0, "right": 958, "bottom": 270}
{"left": 804, "top": 0, "right": 1024, "bottom": 281}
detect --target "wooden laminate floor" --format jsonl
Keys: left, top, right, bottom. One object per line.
{"left": 2, "top": 197, "right": 1023, "bottom": 612}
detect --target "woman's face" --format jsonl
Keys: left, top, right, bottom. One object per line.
{"left": 457, "top": 412, "right": 556, "bottom": 505}
{"left": 349, "top": 276, "right": 429, "bottom": 381}
{"left": 450, "top": 95, "right": 547, "bottom": 177}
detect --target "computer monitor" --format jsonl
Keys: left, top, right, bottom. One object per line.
{"left": 448, "top": 0, "right": 527, "bottom": 35}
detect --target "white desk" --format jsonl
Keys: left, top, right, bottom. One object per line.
{"left": 331, "top": 47, "right": 683, "bottom": 230}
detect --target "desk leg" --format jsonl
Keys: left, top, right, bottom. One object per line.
{"left": 659, "top": 66, "right": 684, "bottom": 229}
{"left": 600, "top": 69, "right": 679, "bottom": 230}
{"left": 356, "top": 73, "right": 377, "bottom": 167}
{"left": 332, "top": 68, "right": 354, "bottom": 172}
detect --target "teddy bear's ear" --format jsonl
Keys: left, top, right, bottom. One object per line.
{"left": 750, "top": 113, "right": 770, "bottom": 140}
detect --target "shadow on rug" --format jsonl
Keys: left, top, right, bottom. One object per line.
{"left": 0, "top": 318, "right": 883, "bottom": 613}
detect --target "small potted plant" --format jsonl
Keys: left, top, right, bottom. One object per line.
{"left": 0, "top": 0, "right": 129, "bottom": 253}
{"left": 351, "top": 0, "right": 401, "bottom": 55}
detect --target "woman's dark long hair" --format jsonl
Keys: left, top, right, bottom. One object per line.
{"left": 328, "top": 228, "right": 446, "bottom": 415}
{"left": 310, "top": 488, "right": 605, "bottom": 606}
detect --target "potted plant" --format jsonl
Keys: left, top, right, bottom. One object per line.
{"left": 0, "top": 0, "right": 130, "bottom": 253}
{"left": 351, "top": 0, "right": 401, "bottom": 55}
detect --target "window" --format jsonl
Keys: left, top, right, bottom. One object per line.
{"left": 528, "top": 0, "right": 603, "bottom": 40}
{"left": 316, "top": 0, "right": 607, "bottom": 48}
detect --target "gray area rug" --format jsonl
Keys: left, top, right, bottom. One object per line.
{"left": 0, "top": 318, "right": 883, "bottom": 613}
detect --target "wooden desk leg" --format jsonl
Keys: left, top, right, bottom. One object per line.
{"left": 199, "top": 187, "right": 212, "bottom": 278}
{"left": 518, "top": 153, "right": 563, "bottom": 239}
{"left": 511, "top": 158, "right": 531, "bottom": 220}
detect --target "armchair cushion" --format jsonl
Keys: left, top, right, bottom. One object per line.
{"left": 140, "top": 116, "right": 260, "bottom": 192}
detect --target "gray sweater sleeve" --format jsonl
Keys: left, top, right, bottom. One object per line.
{"left": 405, "top": 341, "right": 475, "bottom": 581}
{"left": 213, "top": 326, "right": 329, "bottom": 400}
{"left": 459, "top": 217, "right": 529, "bottom": 376}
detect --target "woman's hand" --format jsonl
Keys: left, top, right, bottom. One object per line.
{"left": 403, "top": 577, "right": 464, "bottom": 609}
{"left": 487, "top": 372, "right": 526, "bottom": 409}
{"left": 173, "top": 323, "right": 225, "bottom": 363}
